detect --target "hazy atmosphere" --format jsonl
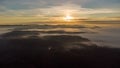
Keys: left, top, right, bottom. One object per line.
{"left": 0, "top": 0, "right": 120, "bottom": 68}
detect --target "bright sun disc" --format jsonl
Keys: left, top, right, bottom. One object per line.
{"left": 64, "top": 14, "right": 73, "bottom": 21}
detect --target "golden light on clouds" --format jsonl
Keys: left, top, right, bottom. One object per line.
{"left": 63, "top": 14, "right": 74, "bottom": 21}
{"left": 0, "top": 3, "right": 119, "bottom": 24}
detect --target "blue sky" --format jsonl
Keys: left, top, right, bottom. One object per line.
{"left": 0, "top": 0, "right": 120, "bottom": 9}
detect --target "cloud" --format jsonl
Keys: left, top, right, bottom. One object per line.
{"left": 0, "top": 0, "right": 120, "bottom": 10}
{"left": 0, "top": 3, "right": 119, "bottom": 18}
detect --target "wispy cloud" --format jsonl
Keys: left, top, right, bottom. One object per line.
{"left": 0, "top": 3, "right": 119, "bottom": 17}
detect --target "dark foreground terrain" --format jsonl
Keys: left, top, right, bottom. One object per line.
{"left": 0, "top": 31, "right": 120, "bottom": 68}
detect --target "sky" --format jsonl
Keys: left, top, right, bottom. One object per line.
{"left": 0, "top": 0, "right": 120, "bottom": 24}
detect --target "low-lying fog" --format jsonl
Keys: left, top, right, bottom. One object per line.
{"left": 0, "top": 22, "right": 120, "bottom": 68}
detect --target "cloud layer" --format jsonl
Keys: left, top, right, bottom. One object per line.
{"left": 0, "top": 0, "right": 120, "bottom": 23}
{"left": 0, "top": 3, "right": 119, "bottom": 16}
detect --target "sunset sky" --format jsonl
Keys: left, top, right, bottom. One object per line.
{"left": 0, "top": 0, "right": 120, "bottom": 24}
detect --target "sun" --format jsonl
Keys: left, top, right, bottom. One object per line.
{"left": 63, "top": 14, "right": 74, "bottom": 21}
